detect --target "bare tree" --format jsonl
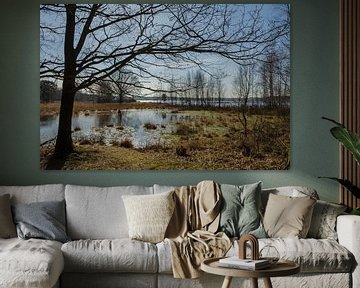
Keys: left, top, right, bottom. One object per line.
{"left": 40, "top": 4, "right": 287, "bottom": 163}
{"left": 233, "top": 63, "right": 255, "bottom": 138}
{"left": 110, "top": 68, "right": 140, "bottom": 103}
{"left": 206, "top": 77, "right": 216, "bottom": 107}
{"left": 193, "top": 70, "right": 206, "bottom": 107}
{"left": 215, "top": 77, "right": 224, "bottom": 108}
{"left": 40, "top": 80, "right": 58, "bottom": 103}
{"left": 260, "top": 47, "right": 290, "bottom": 110}
{"left": 96, "top": 80, "right": 113, "bottom": 103}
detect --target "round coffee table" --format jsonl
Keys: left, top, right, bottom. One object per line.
{"left": 201, "top": 257, "right": 300, "bottom": 288}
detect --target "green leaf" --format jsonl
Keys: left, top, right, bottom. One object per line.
{"left": 322, "top": 117, "right": 360, "bottom": 165}
{"left": 319, "top": 177, "right": 360, "bottom": 199}
{"left": 330, "top": 126, "right": 360, "bottom": 165}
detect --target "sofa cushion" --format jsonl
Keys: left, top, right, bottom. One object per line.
{"left": 260, "top": 238, "right": 354, "bottom": 273}
{"left": 218, "top": 182, "right": 266, "bottom": 238}
{"left": 122, "top": 191, "right": 175, "bottom": 243}
{"left": 0, "top": 184, "right": 65, "bottom": 204}
{"left": 61, "top": 239, "right": 158, "bottom": 273}
{"left": 0, "top": 238, "right": 64, "bottom": 288}
{"left": 157, "top": 237, "right": 353, "bottom": 274}
{"left": 0, "top": 194, "right": 16, "bottom": 238}
{"left": 307, "top": 200, "right": 347, "bottom": 240}
{"left": 65, "top": 185, "right": 153, "bottom": 239}
{"left": 12, "top": 200, "right": 70, "bottom": 243}
{"left": 263, "top": 193, "right": 316, "bottom": 238}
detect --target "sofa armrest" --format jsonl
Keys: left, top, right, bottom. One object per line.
{"left": 337, "top": 215, "right": 360, "bottom": 288}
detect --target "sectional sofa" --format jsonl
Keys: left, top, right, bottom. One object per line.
{"left": 0, "top": 183, "right": 359, "bottom": 288}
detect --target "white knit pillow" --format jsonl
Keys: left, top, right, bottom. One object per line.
{"left": 122, "top": 191, "right": 175, "bottom": 243}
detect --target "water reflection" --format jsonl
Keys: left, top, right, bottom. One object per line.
{"left": 40, "top": 109, "right": 195, "bottom": 148}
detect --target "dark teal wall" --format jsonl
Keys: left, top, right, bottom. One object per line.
{"left": 0, "top": 0, "right": 340, "bottom": 202}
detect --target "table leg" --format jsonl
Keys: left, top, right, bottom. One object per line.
{"left": 221, "top": 276, "right": 233, "bottom": 288}
{"left": 263, "top": 277, "right": 273, "bottom": 288}
{"left": 251, "top": 278, "right": 258, "bottom": 288}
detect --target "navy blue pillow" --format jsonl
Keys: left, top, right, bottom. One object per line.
{"left": 12, "top": 200, "right": 70, "bottom": 243}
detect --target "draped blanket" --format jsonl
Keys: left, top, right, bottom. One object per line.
{"left": 165, "top": 181, "right": 231, "bottom": 278}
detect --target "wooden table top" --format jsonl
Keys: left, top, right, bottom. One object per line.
{"left": 201, "top": 257, "right": 300, "bottom": 278}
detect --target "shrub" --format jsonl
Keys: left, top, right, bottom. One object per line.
{"left": 175, "top": 123, "right": 196, "bottom": 136}
{"left": 120, "top": 138, "right": 133, "bottom": 148}
{"left": 176, "top": 146, "right": 188, "bottom": 157}
{"left": 144, "top": 122, "right": 157, "bottom": 130}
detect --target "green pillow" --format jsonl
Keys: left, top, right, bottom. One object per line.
{"left": 218, "top": 182, "right": 266, "bottom": 238}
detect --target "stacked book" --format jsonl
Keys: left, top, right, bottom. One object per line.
{"left": 218, "top": 257, "right": 271, "bottom": 270}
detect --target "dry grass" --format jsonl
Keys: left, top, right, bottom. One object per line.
{"left": 41, "top": 108, "right": 290, "bottom": 170}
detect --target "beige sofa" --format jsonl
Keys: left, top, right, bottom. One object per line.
{"left": 0, "top": 184, "right": 358, "bottom": 288}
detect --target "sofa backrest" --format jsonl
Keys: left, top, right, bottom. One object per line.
{"left": 0, "top": 184, "right": 65, "bottom": 204}
{"left": 65, "top": 184, "right": 153, "bottom": 240}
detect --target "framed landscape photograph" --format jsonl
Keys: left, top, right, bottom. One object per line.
{"left": 40, "top": 4, "right": 290, "bottom": 170}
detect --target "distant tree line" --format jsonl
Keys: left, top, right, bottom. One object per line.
{"left": 40, "top": 69, "right": 140, "bottom": 104}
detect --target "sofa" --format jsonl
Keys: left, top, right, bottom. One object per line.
{"left": 0, "top": 183, "right": 359, "bottom": 288}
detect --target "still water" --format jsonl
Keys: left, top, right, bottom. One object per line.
{"left": 40, "top": 109, "right": 195, "bottom": 148}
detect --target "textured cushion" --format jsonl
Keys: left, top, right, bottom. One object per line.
{"left": 61, "top": 239, "right": 158, "bottom": 273}
{"left": 307, "top": 200, "right": 347, "bottom": 240}
{"left": 12, "top": 200, "right": 70, "bottom": 243}
{"left": 65, "top": 185, "right": 153, "bottom": 239}
{"left": 0, "top": 184, "right": 65, "bottom": 204}
{"left": 122, "top": 191, "right": 175, "bottom": 243}
{"left": 228, "top": 238, "right": 353, "bottom": 273}
{"left": 218, "top": 182, "right": 266, "bottom": 238}
{"left": 0, "top": 238, "right": 64, "bottom": 288}
{"left": 0, "top": 194, "right": 16, "bottom": 238}
{"left": 263, "top": 193, "right": 316, "bottom": 238}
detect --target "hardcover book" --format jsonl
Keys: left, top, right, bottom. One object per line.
{"left": 218, "top": 257, "right": 271, "bottom": 270}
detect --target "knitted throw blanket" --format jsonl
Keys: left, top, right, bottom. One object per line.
{"left": 165, "top": 181, "right": 231, "bottom": 278}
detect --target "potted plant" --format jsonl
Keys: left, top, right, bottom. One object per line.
{"left": 320, "top": 117, "right": 360, "bottom": 215}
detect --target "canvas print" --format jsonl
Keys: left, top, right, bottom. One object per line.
{"left": 40, "top": 4, "right": 290, "bottom": 170}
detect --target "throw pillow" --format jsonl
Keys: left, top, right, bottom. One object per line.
{"left": 12, "top": 200, "right": 70, "bottom": 243}
{"left": 263, "top": 193, "right": 316, "bottom": 238}
{"left": 0, "top": 194, "right": 16, "bottom": 238}
{"left": 218, "top": 182, "right": 266, "bottom": 238}
{"left": 307, "top": 200, "right": 347, "bottom": 240}
{"left": 122, "top": 191, "right": 175, "bottom": 243}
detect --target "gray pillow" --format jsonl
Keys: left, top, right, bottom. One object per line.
{"left": 307, "top": 200, "right": 347, "bottom": 240}
{"left": 218, "top": 182, "right": 266, "bottom": 238}
{"left": 0, "top": 194, "right": 16, "bottom": 238}
{"left": 12, "top": 200, "right": 70, "bottom": 243}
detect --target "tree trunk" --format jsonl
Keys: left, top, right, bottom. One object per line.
{"left": 47, "top": 4, "right": 77, "bottom": 168}
{"left": 53, "top": 86, "right": 76, "bottom": 157}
